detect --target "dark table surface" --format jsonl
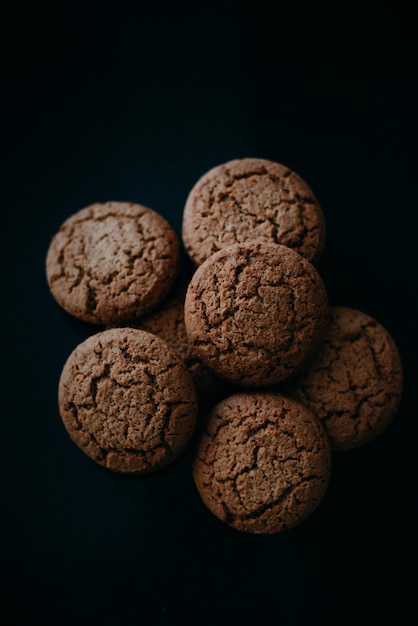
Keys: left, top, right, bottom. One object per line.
{"left": 2, "top": 2, "right": 417, "bottom": 625}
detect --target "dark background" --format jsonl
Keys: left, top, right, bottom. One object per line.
{"left": 2, "top": 1, "right": 417, "bottom": 624}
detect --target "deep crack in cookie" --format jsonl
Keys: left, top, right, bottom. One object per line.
{"left": 58, "top": 327, "right": 198, "bottom": 473}
{"left": 46, "top": 201, "right": 180, "bottom": 324}
{"left": 284, "top": 306, "right": 403, "bottom": 450}
{"left": 182, "top": 157, "right": 325, "bottom": 266}
{"left": 184, "top": 242, "right": 329, "bottom": 387}
{"left": 192, "top": 392, "right": 331, "bottom": 534}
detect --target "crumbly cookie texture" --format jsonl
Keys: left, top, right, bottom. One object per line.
{"left": 46, "top": 201, "right": 180, "bottom": 325}
{"left": 284, "top": 307, "right": 403, "bottom": 450}
{"left": 184, "top": 242, "right": 329, "bottom": 387}
{"left": 108, "top": 280, "right": 229, "bottom": 406}
{"left": 193, "top": 392, "right": 331, "bottom": 534}
{"left": 182, "top": 157, "right": 325, "bottom": 267}
{"left": 58, "top": 327, "right": 198, "bottom": 473}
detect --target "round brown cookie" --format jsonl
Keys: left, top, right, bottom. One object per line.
{"left": 108, "top": 280, "right": 229, "bottom": 407}
{"left": 193, "top": 392, "right": 331, "bottom": 534}
{"left": 58, "top": 327, "right": 198, "bottom": 474}
{"left": 284, "top": 307, "right": 403, "bottom": 451}
{"left": 182, "top": 157, "right": 325, "bottom": 267}
{"left": 46, "top": 201, "right": 180, "bottom": 325}
{"left": 184, "top": 242, "right": 329, "bottom": 387}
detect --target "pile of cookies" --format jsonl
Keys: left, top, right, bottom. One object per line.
{"left": 46, "top": 157, "right": 403, "bottom": 535}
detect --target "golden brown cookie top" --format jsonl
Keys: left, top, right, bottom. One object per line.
{"left": 182, "top": 157, "right": 325, "bottom": 266}
{"left": 46, "top": 201, "right": 180, "bottom": 325}
{"left": 58, "top": 327, "right": 198, "bottom": 473}
{"left": 285, "top": 307, "right": 403, "bottom": 450}
{"left": 184, "top": 242, "right": 329, "bottom": 387}
{"left": 192, "top": 392, "right": 331, "bottom": 534}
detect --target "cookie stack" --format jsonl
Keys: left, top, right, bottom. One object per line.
{"left": 46, "top": 158, "right": 403, "bottom": 535}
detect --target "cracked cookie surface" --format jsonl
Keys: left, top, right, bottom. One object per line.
{"left": 192, "top": 392, "right": 331, "bottom": 534}
{"left": 46, "top": 201, "right": 180, "bottom": 324}
{"left": 184, "top": 242, "right": 329, "bottom": 387}
{"left": 182, "top": 157, "right": 325, "bottom": 266}
{"left": 58, "top": 327, "right": 198, "bottom": 473}
{"left": 284, "top": 307, "right": 403, "bottom": 450}
{"left": 108, "top": 280, "right": 229, "bottom": 406}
